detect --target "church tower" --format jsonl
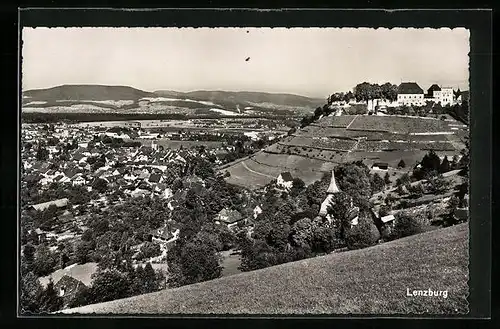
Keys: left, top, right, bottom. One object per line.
{"left": 319, "top": 169, "right": 341, "bottom": 217}
{"left": 326, "top": 169, "right": 340, "bottom": 194}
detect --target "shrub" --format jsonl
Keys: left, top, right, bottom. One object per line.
{"left": 345, "top": 216, "right": 380, "bottom": 250}
{"left": 135, "top": 242, "right": 161, "bottom": 261}
{"left": 392, "top": 213, "right": 425, "bottom": 239}
{"left": 379, "top": 205, "right": 390, "bottom": 217}
{"left": 380, "top": 225, "right": 393, "bottom": 242}
{"left": 397, "top": 159, "right": 406, "bottom": 168}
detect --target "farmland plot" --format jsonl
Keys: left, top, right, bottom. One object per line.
{"left": 348, "top": 116, "right": 452, "bottom": 133}
{"left": 345, "top": 150, "right": 429, "bottom": 168}
{"left": 223, "top": 162, "right": 273, "bottom": 189}
{"left": 314, "top": 115, "right": 357, "bottom": 128}
{"left": 246, "top": 158, "right": 325, "bottom": 186}
{"left": 255, "top": 152, "right": 337, "bottom": 173}
{"left": 283, "top": 136, "right": 357, "bottom": 151}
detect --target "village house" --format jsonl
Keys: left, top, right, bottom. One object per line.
{"left": 253, "top": 205, "right": 263, "bottom": 219}
{"left": 276, "top": 172, "right": 294, "bottom": 190}
{"left": 215, "top": 208, "right": 245, "bottom": 229}
{"left": 372, "top": 162, "right": 389, "bottom": 171}
{"left": 29, "top": 198, "right": 69, "bottom": 212}
{"left": 54, "top": 275, "right": 87, "bottom": 308}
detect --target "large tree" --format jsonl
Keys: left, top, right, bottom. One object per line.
{"left": 33, "top": 244, "right": 56, "bottom": 277}
{"left": 167, "top": 238, "right": 222, "bottom": 288}
{"left": 38, "top": 279, "right": 64, "bottom": 313}
{"left": 334, "top": 162, "right": 373, "bottom": 205}
{"left": 88, "top": 269, "right": 131, "bottom": 304}
{"left": 19, "top": 271, "right": 43, "bottom": 314}
{"left": 380, "top": 82, "right": 399, "bottom": 102}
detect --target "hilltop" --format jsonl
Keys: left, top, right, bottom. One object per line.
{"left": 61, "top": 223, "right": 468, "bottom": 315}
{"left": 22, "top": 85, "right": 324, "bottom": 117}
{"left": 155, "top": 90, "right": 325, "bottom": 109}
{"left": 24, "top": 84, "right": 155, "bottom": 101}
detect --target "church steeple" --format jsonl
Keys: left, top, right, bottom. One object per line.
{"left": 327, "top": 169, "right": 340, "bottom": 194}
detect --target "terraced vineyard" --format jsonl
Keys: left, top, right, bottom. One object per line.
{"left": 281, "top": 136, "right": 357, "bottom": 151}
{"left": 348, "top": 115, "right": 452, "bottom": 133}
{"left": 313, "top": 115, "right": 357, "bottom": 128}
{"left": 220, "top": 114, "right": 468, "bottom": 190}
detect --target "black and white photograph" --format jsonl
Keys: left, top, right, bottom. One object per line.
{"left": 18, "top": 22, "right": 475, "bottom": 316}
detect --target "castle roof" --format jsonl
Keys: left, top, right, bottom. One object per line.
{"left": 398, "top": 82, "right": 424, "bottom": 95}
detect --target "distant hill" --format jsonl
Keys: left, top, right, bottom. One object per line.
{"left": 154, "top": 90, "right": 325, "bottom": 109}
{"left": 22, "top": 85, "right": 324, "bottom": 116}
{"left": 61, "top": 223, "right": 468, "bottom": 314}
{"left": 24, "top": 84, "right": 155, "bottom": 101}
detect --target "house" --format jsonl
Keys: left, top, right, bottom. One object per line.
{"left": 372, "top": 162, "right": 389, "bottom": 171}
{"left": 54, "top": 275, "right": 87, "bottom": 307}
{"left": 276, "top": 172, "right": 294, "bottom": 190}
{"left": 162, "top": 188, "right": 173, "bottom": 199}
{"left": 426, "top": 84, "right": 441, "bottom": 101}
{"left": 215, "top": 209, "right": 245, "bottom": 229}
{"left": 58, "top": 210, "right": 74, "bottom": 224}
{"left": 148, "top": 173, "right": 163, "bottom": 184}
{"left": 397, "top": 82, "right": 425, "bottom": 106}
{"left": 381, "top": 214, "right": 396, "bottom": 225}
{"left": 439, "top": 87, "right": 454, "bottom": 106}
{"left": 147, "top": 226, "right": 174, "bottom": 242}
{"left": 253, "top": 205, "right": 263, "bottom": 219}
{"left": 54, "top": 174, "right": 71, "bottom": 184}
{"left": 71, "top": 174, "right": 87, "bottom": 186}
{"left": 29, "top": 198, "right": 69, "bottom": 212}
{"left": 346, "top": 206, "right": 360, "bottom": 227}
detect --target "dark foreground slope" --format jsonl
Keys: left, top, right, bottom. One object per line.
{"left": 61, "top": 223, "right": 469, "bottom": 315}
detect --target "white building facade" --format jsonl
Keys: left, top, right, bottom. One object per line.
{"left": 397, "top": 82, "right": 425, "bottom": 106}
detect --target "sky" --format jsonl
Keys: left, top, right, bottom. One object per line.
{"left": 21, "top": 27, "right": 470, "bottom": 98}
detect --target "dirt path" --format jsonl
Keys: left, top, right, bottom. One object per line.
{"left": 345, "top": 115, "right": 359, "bottom": 129}
{"left": 241, "top": 160, "right": 276, "bottom": 179}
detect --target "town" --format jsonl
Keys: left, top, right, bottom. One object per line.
{"left": 20, "top": 81, "right": 469, "bottom": 314}
{"left": 19, "top": 25, "right": 472, "bottom": 316}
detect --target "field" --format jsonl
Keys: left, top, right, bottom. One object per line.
{"left": 315, "top": 115, "right": 357, "bottom": 128}
{"left": 61, "top": 223, "right": 469, "bottom": 314}
{"left": 222, "top": 153, "right": 332, "bottom": 189}
{"left": 348, "top": 115, "right": 453, "bottom": 133}
{"left": 39, "top": 262, "right": 98, "bottom": 287}
{"left": 221, "top": 114, "right": 467, "bottom": 189}
{"left": 220, "top": 250, "right": 243, "bottom": 277}
{"left": 134, "top": 139, "right": 224, "bottom": 149}
{"left": 223, "top": 161, "right": 274, "bottom": 189}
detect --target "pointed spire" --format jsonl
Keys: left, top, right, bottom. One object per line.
{"left": 327, "top": 169, "right": 340, "bottom": 194}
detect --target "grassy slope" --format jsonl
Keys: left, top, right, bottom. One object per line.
{"left": 61, "top": 223, "right": 469, "bottom": 315}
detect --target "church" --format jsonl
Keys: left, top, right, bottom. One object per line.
{"left": 318, "top": 169, "right": 359, "bottom": 227}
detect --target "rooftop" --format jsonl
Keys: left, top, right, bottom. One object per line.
{"left": 398, "top": 82, "right": 424, "bottom": 95}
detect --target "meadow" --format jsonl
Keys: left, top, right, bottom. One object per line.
{"left": 61, "top": 223, "right": 469, "bottom": 314}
